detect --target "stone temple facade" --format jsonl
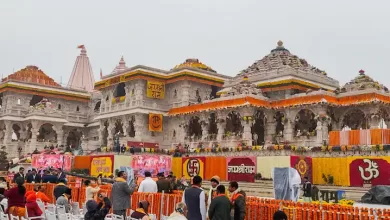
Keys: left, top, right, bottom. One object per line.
{"left": 1, "top": 41, "right": 390, "bottom": 158}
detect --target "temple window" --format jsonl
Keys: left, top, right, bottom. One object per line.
{"left": 131, "top": 89, "right": 135, "bottom": 96}
{"left": 94, "top": 101, "right": 101, "bottom": 112}
{"left": 30, "top": 95, "right": 43, "bottom": 106}
{"left": 58, "top": 104, "right": 61, "bottom": 110}
{"left": 114, "top": 119, "right": 123, "bottom": 135}
{"left": 76, "top": 106, "right": 80, "bottom": 112}
{"left": 294, "top": 109, "right": 316, "bottom": 136}
{"left": 275, "top": 111, "right": 285, "bottom": 137}
{"left": 210, "top": 86, "right": 218, "bottom": 100}
{"left": 225, "top": 111, "right": 243, "bottom": 136}
{"left": 342, "top": 109, "right": 367, "bottom": 130}
{"left": 128, "top": 116, "right": 135, "bottom": 137}
{"left": 106, "top": 96, "right": 109, "bottom": 101}
{"left": 208, "top": 113, "right": 218, "bottom": 139}
{"left": 252, "top": 110, "right": 265, "bottom": 145}
{"left": 114, "top": 82, "right": 126, "bottom": 97}
{"left": 188, "top": 116, "right": 202, "bottom": 140}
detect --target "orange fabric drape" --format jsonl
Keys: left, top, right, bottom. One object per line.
{"left": 73, "top": 156, "right": 91, "bottom": 170}
{"left": 383, "top": 129, "right": 390, "bottom": 144}
{"left": 348, "top": 130, "right": 360, "bottom": 145}
{"left": 204, "top": 156, "right": 227, "bottom": 181}
{"left": 370, "top": 129, "right": 383, "bottom": 145}
{"left": 329, "top": 131, "right": 340, "bottom": 146}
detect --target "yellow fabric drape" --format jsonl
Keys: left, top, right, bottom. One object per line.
{"left": 312, "top": 158, "right": 350, "bottom": 186}
{"left": 205, "top": 156, "right": 227, "bottom": 181}
{"left": 171, "top": 157, "right": 182, "bottom": 178}
{"left": 113, "top": 155, "right": 132, "bottom": 171}
{"left": 256, "top": 156, "right": 290, "bottom": 178}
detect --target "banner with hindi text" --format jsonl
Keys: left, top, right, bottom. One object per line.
{"left": 131, "top": 155, "right": 172, "bottom": 177}
{"left": 182, "top": 157, "right": 206, "bottom": 179}
{"left": 226, "top": 157, "right": 256, "bottom": 182}
{"left": 149, "top": 114, "right": 163, "bottom": 132}
{"left": 32, "top": 154, "right": 72, "bottom": 171}
{"left": 90, "top": 155, "right": 114, "bottom": 177}
{"left": 146, "top": 81, "right": 165, "bottom": 99}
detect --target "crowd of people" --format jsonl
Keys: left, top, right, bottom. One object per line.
{"left": 0, "top": 166, "right": 291, "bottom": 220}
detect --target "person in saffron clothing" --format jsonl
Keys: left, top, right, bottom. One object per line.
{"left": 228, "top": 181, "right": 246, "bottom": 220}
{"left": 5, "top": 177, "right": 26, "bottom": 218}
{"left": 130, "top": 200, "right": 150, "bottom": 220}
{"left": 26, "top": 192, "right": 43, "bottom": 218}
{"left": 34, "top": 184, "right": 51, "bottom": 204}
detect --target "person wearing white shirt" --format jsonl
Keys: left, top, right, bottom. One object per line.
{"left": 182, "top": 176, "right": 206, "bottom": 220}
{"left": 137, "top": 171, "right": 157, "bottom": 193}
{"left": 84, "top": 180, "right": 100, "bottom": 201}
{"left": 167, "top": 202, "right": 188, "bottom": 220}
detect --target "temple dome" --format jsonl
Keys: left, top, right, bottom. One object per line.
{"left": 238, "top": 41, "right": 327, "bottom": 77}
{"left": 2, "top": 65, "right": 60, "bottom": 87}
{"left": 339, "top": 70, "right": 389, "bottom": 93}
{"left": 172, "top": 58, "right": 216, "bottom": 73}
{"left": 110, "top": 56, "right": 128, "bottom": 75}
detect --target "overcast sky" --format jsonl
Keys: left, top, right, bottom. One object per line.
{"left": 0, "top": 0, "right": 389, "bottom": 87}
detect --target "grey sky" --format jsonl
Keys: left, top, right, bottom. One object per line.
{"left": 0, "top": 0, "right": 389, "bottom": 87}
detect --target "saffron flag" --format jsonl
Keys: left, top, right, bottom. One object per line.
{"left": 77, "top": 45, "right": 85, "bottom": 49}
{"left": 149, "top": 113, "right": 163, "bottom": 132}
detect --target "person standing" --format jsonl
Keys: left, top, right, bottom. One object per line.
{"left": 182, "top": 175, "right": 206, "bottom": 220}
{"left": 54, "top": 179, "right": 68, "bottom": 200}
{"left": 5, "top": 177, "right": 26, "bottom": 217}
{"left": 207, "top": 176, "right": 223, "bottom": 215}
{"left": 84, "top": 192, "right": 112, "bottom": 220}
{"left": 13, "top": 167, "right": 25, "bottom": 182}
{"left": 303, "top": 177, "right": 312, "bottom": 202}
{"left": 157, "top": 173, "right": 172, "bottom": 193}
{"left": 228, "top": 181, "right": 246, "bottom": 220}
{"left": 34, "top": 184, "right": 50, "bottom": 204}
{"left": 111, "top": 171, "right": 136, "bottom": 219}
{"left": 26, "top": 169, "right": 41, "bottom": 183}
{"left": 84, "top": 180, "right": 100, "bottom": 201}
{"left": 138, "top": 171, "right": 157, "bottom": 193}
{"left": 208, "top": 185, "right": 231, "bottom": 220}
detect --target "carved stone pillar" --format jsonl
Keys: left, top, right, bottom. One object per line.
{"left": 284, "top": 119, "right": 294, "bottom": 142}
{"left": 99, "top": 122, "right": 106, "bottom": 146}
{"left": 201, "top": 121, "right": 209, "bottom": 141}
{"left": 265, "top": 120, "right": 276, "bottom": 144}
{"left": 322, "top": 118, "right": 331, "bottom": 144}
{"left": 369, "top": 114, "right": 381, "bottom": 129}
{"left": 107, "top": 119, "right": 115, "bottom": 141}
{"left": 134, "top": 114, "right": 146, "bottom": 140}
{"left": 242, "top": 120, "right": 253, "bottom": 146}
{"left": 181, "top": 83, "right": 191, "bottom": 106}
{"left": 316, "top": 121, "right": 323, "bottom": 145}
{"left": 53, "top": 124, "right": 64, "bottom": 146}
{"left": 216, "top": 112, "right": 227, "bottom": 141}
{"left": 122, "top": 116, "right": 130, "bottom": 136}
{"left": 3, "top": 121, "right": 12, "bottom": 146}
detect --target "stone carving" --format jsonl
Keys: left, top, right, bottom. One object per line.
{"left": 222, "top": 76, "right": 263, "bottom": 97}
{"left": 340, "top": 70, "right": 389, "bottom": 93}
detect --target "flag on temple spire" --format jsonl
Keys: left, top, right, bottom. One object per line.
{"left": 77, "top": 45, "right": 85, "bottom": 49}
{"left": 100, "top": 68, "right": 103, "bottom": 79}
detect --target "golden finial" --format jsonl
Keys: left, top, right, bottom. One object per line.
{"left": 277, "top": 40, "right": 283, "bottom": 47}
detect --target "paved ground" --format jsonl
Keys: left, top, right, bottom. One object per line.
{"left": 202, "top": 180, "right": 368, "bottom": 201}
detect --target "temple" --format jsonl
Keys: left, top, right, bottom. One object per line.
{"left": 1, "top": 41, "right": 390, "bottom": 158}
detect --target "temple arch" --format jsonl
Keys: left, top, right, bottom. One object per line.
{"left": 128, "top": 116, "right": 135, "bottom": 137}
{"left": 114, "top": 82, "right": 126, "bottom": 97}
{"left": 94, "top": 101, "right": 101, "bottom": 112}
{"left": 275, "top": 111, "right": 285, "bottom": 136}
{"left": 188, "top": 116, "right": 202, "bottom": 140}
{"left": 114, "top": 119, "right": 124, "bottom": 135}
{"left": 225, "top": 111, "right": 242, "bottom": 136}
{"left": 12, "top": 124, "right": 21, "bottom": 141}
{"left": 294, "top": 109, "right": 316, "bottom": 136}
{"left": 341, "top": 109, "right": 367, "bottom": 130}
{"left": 37, "top": 123, "right": 57, "bottom": 142}
{"left": 66, "top": 129, "right": 83, "bottom": 148}
{"left": 252, "top": 110, "right": 265, "bottom": 145}
{"left": 30, "top": 95, "right": 43, "bottom": 106}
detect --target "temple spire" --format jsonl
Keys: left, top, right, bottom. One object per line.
{"left": 67, "top": 45, "right": 95, "bottom": 92}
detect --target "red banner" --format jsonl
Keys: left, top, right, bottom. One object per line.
{"left": 182, "top": 157, "right": 206, "bottom": 179}
{"left": 127, "top": 141, "right": 159, "bottom": 148}
{"left": 349, "top": 158, "right": 390, "bottom": 187}
{"left": 290, "top": 156, "right": 312, "bottom": 182}
{"left": 226, "top": 157, "right": 256, "bottom": 182}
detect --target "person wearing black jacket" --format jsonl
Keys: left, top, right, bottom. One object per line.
{"left": 303, "top": 176, "right": 312, "bottom": 202}
{"left": 53, "top": 179, "right": 69, "bottom": 200}
{"left": 26, "top": 169, "right": 41, "bottom": 183}
{"left": 84, "top": 193, "right": 112, "bottom": 220}
{"left": 13, "top": 167, "right": 25, "bottom": 182}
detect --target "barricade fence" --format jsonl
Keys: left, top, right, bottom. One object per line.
{"left": 23, "top": 183, "right": 390, "bottom": 220}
